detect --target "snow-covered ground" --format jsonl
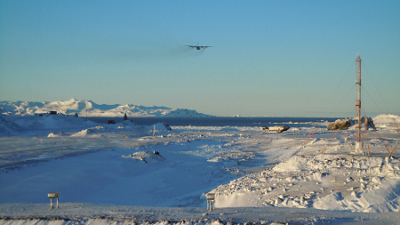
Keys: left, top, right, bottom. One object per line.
{"left": 0, "top": 114, "right": 399, "bottom": 224}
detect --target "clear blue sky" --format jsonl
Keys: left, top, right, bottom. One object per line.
{"left": 1, "top": 0, "right": 399, "bottom": 117}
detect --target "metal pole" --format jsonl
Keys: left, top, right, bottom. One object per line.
{"left": 355, "top": 56, "right": 362, "bottom": 152}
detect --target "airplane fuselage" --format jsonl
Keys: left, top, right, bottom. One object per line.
{"left": 185, "top": 43, "right": 212, "bottom": 50}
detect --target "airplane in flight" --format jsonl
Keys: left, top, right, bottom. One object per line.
{"left": 185, "top": 42, "right": 213, "bottom": 50}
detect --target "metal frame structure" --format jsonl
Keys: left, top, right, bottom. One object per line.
{"left": 355, "top": 56, "right": 363, "bottom": 152}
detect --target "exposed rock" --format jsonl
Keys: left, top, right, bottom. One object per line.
{"left": 327, "top": 118, "right": 351, "bottom": 130}
{"left": 327, "top": 117, "right": 375, "bottom": 130}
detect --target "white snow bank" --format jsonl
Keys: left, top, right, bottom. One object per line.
{"left": 373, "top": 114, "right": 400, "bottom": 128}
{"left": 272, "top": 156, "right": 309, "bottom": 172}
{"left": 69, "top": 126, "right": 106, "bottom": 137}
{"left": 214, "top": 154, "right": 400, "bottom": 212}
{"left": 122, "top": 151, "right": 166, "bottom": 163}
{"left": 314, "top": 178, "right": 400, "bottom": 212}
{"left": 47, "top": 132, "right": 66, "bottom": 137}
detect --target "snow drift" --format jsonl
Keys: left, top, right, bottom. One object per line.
{"left": 373, "top": 114, "right": 400, "bottom": 128}
{"left": 214, "top": 153, "right": 400, "bottom": 212}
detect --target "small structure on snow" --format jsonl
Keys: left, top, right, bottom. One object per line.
{"left": 48, "top": 192, "right": 59, "bottom": 209}
{"left": 260, "top": 125, "right": 290, "bottom": 133}
{"left": 206, "top": 193, "right": 215, "bottom": 211}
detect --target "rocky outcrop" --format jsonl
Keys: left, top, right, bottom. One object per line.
{"left": 327, "top": 118, "right": 351, "bottom": 130}
{"left": 327, "top": 117, "right": 375, "bottom": 130}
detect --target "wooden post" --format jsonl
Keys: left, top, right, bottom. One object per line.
{"left": 368, "top": 144, "right": 370, "bottom": 157}
{"left": 389, "top": 146, "right": 396, "bottom": 157}
{"left": 49, "top": 198, "right": 53, "bottom": 209}
{"left": 304, "top": 124, "right": 317, "bottom": 143}
{"left": 297, "top": 127, "right": 319, "bottom": 156}
{"left": 331, "top": 122, "right": 347, "bottom": 140}
{"left": 321, "top": 146, "right": 326, "bottom": 154}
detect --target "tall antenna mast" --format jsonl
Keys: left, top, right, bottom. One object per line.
{"left": 355, "top": 56, "right": 363, "bottom": 152}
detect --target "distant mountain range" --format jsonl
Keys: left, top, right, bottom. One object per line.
{"left": 0, "top": 98, "right": 212, "bottom": 118}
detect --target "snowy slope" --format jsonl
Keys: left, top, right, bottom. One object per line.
{"left": 0, "top": 98, "right": 212, "bottom": 117}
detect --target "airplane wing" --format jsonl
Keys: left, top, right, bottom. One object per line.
{"left": 185, "top": 44, "right": 213, "bottom": 49}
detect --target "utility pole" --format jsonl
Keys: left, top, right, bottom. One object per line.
{"left": 355, "top": 56, "right": 363, "bottom": 152}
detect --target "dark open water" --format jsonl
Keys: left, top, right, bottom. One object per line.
{"left": 87, "top": 117, "right": 339, "bottom": 128}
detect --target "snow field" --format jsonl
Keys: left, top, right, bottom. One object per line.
{"left": 0, "top": 114, "right": 400, "bottom": 224}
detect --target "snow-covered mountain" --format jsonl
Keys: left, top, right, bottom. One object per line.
{"left": 0, "top": 98, "right": 212, "bottom": 117}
